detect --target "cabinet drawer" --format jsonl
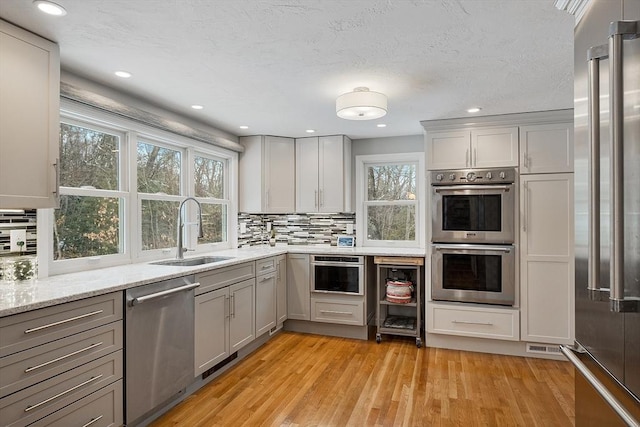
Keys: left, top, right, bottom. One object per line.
{"left": 1, "top": 322, "right": 123, "bottom": 398}
{"left": 427, "top": 304, "right": 519, "bottom": 341}
{"left": 31, "top": 379, "right": 123, "bottom": 427}
{"left": 196, "top": 262, "right": 255, "bottom": 295}
{"left": 311, "top": 297, "right": 364, "bottom": 326}
{"left": 0, "top": 293, "right": 123, "bottom": 357}
{"left": 256, "top": 257, "right": 276, "bottom": 275}
{"left": 0, "top": 350, "right": 122, "bottom": 427}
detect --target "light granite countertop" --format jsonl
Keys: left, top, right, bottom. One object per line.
{"left": 0, "top": 245, "right": 425, "bottom": 317}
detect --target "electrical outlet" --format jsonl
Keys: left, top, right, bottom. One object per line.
{"left": 266, "top": 222, "right": 272, "bottom": 232}
{"left": 239, "top": 223, "right": 247, "bottom": 234}
{"left": 10, "top": 229, "right": 27, "bottom": 252}
{"left": 346, "top": 224, "right": 354, "bottom": 235}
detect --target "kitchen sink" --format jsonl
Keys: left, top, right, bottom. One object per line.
{"left": 151, "top": 256, "right": 234, "bottom": 267}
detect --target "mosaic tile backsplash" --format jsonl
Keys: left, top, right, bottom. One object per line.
{"left": 0, "top": 210, "right": 37, "bottom": 257}
{"left": 238, "top": 213, "right": 356, "bottom": 247}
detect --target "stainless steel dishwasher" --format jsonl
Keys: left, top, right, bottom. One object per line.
{"left": 125, "top": 275, "right": 199, "bottom": 426}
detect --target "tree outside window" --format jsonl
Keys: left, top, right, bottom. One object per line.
{"left": 54, "top": 122, "right": 124, "bottom": 260}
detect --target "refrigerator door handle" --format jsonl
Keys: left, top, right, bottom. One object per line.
{"left": 586, "top": 43, "right": 608, "bottom": 299}
{"left": 561, "top": 345, "right": 640, "bottom": 427}
{"left": 608, "top": 21, "right": 639, "bottom": 313}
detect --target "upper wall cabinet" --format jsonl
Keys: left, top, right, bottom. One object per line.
{"left": 0, "top": 20, "right": 60, "bottom": 209}
{"left": 426, "top": 127, "right": 518, "bottom": 170}
{"left": 295, "top": 135, "right": 351, "bottom": 213}
{"left": 422, "top": 110, "right": 574, "bottom": 172}
{"left": 519, "top": 123, "right": 574, "bottom": 174}
{"left": 239, "top": 135, "right": 295, "bottom": 213}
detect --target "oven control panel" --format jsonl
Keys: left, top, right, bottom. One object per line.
{"left": 431, "top": 168, "right": 516, "bottom": 184}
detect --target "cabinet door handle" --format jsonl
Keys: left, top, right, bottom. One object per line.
{"left": 319, "top": 189, "right": 323, "bottom": 208}
{"left": 260, "top": 275, "right": 274, "bottom": 282}
{"left": 24, "top": 375, "right": 103, "bottom": 412}
{"left": 82, "top": 415, "right": 104, "bottom": 427}
{"left": 25, "top": 342, "right": 103, "bottom": 373}
{"left": 24, "top": 310, "right": 104, "bottom": 334}
{"left": 225, "top": 295, "right": 230, "bottom": 319}
{"left": 314, "top": 190, "right": 318, "bottom": 208}
{"left": 230, "top": 294, "right": 235, "bottom": 318}
{"left": 52, "top": 159, "right": 60, "bottom": 195}
{"left": 523, "top": 182, "right": 529, "bottom": 232}
{"left": 465, "top": 149, "right": 470, "bottom": 167}
{"left": 451, "top": 320, "right": 493, "bottom": 326}
{"left": 473, "top": 148, "right": 477, "bottom": 166}
{"left": 319, "top": 310, "right": 352, "bottom": 316}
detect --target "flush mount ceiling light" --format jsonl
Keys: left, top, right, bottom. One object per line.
{"left": 34, "top": 0, "right": 67, "bottom": 16}
{"left": 336, "top": 87, "right": 387, "bottom": 120}
{"left": 467, "top": 107, "right": 482, "bottom": 113}
{"left": 191, "top": 105, "right": 204, "bottom": 110}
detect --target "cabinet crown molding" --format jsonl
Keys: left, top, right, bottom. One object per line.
{"left": 421, "top": 109, "right": 573, "bottom": 133}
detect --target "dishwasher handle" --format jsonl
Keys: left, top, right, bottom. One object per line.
{"left": 130, "top": 282, "right": 200, "bottom": 306}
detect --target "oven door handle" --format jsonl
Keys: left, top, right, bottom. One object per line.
{"left": 433, "top": 244, "right": 513, "bottom": 253}
{"left": 433, "top": 185, "right": 513, "bottom": 192}
{"left": 311, "top": 261, "right": 363, "bottom": 267}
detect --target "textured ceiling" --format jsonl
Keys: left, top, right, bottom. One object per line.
{"left": 0, "top": 0, "right": 574, "bottom": 140}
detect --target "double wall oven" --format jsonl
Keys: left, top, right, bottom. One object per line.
{"left": 430, "top": 168, "right": 516, "bottom": 306}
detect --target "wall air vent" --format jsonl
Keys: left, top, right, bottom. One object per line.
{"left": 526, "top": 343, "right": 562, "bottom": 355}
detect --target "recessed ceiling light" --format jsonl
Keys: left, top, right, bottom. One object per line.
{"left": 467, "top": 107, "right": 482, "bottom": 113}
{"left": 306, "top": 129, "right": 316, "bottom": 133}
{"left": 34, "top": 0, "right": 67, "bottom": 16}
{"left": 239, "top": 125, "right": 249, "bottom": 130}
{"left": 191, "top": 105, "right": 204, "bottom": 110}
{"left": 377, "top": 124, "right": 387, "bottom": 128}
{"left": 114, "top": 71, "right": 132, "bottom": 78}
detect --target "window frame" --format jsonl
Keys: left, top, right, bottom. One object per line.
{"left": 355, "top": 152, "right": 425, "bottom": 248}
{"left": 39, "top": 100, "right": 238, "bottom": 276}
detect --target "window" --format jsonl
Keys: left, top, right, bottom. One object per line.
{"left": 194, "top": 154, "right": 228, "bottom": 244}
{"left": 137, "top": 140, "right": 182, "bottom": 251}
{"left": 356, "top": 153, "right": 424, "bottom": 247}
{"left": 54, "top": 121, "right": 126, "bottom": 261}
{"left": 44, "top": 102, "right": 237, "bottom": 275}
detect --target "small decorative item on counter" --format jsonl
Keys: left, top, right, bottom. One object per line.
{"left": 269, "top": 228, "right": 276, "bottom": 247}
{"left": 385, "top": 279, "right": 413, "bottom": 304}
{"left": 2, "top": 256, "right": 38, "bottom": 283}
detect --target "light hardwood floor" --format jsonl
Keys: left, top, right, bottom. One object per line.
{"left": 151, "top": 332, "right": 575, "bottom": 426}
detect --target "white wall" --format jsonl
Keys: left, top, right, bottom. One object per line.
{"left": 350, "top": 134, "right": 424, "bottom": 209}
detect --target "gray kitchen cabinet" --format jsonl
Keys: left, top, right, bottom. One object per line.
{"left": 195, "top": 287, "right": 229, "bottom": 375}
{"left": 0, "top": 20, "right": 60, "bottom": 209}
{"left": 287, "top": 254, "right": 310, "bottom": 321}
{"left": 426, "top": 127, "right": 518, "bottom": 170}
{"left": 520, "top": 173, "right": 574, "bottom": 345}
{"left": 239, "top": 135, "right": 295, "bottom": 213}
{"left": 519, "top": 121, "right": 574, "bottom": 174}
{"left": 276, "top": 255, "right": 288, "bottom": 326}
{"left": 0, "top": 292, "right": 123, "bottom": 427}
{"left": 295, "top": 135, "right": 351, "bottom": 213}
{"left": 195, "top": 264, "right": 256, "bottom": 376}
{"left": 255, "top": 257, "right": 277, "bottom": 337}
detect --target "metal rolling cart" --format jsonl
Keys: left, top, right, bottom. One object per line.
{"left": 374, "top": 256, "right": 423, "bottom": 348}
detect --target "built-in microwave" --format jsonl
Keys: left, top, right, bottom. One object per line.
{"left": 431, "top": 168, "right": 516, "bottom": 244}
{"left": 311, "top": 255, "right": 364, "bottom": 295}
{"left": 431, "top": 244, "right": 515, "bottom": 306}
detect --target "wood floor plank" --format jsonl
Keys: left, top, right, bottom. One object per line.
{"left": 150, "top": 332, "right": 575, "bottom": 427}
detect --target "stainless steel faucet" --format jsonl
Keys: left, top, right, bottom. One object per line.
{"left": 176, "top": 197, "right": 204, "bottom": 259}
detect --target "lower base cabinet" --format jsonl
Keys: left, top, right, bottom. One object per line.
{"left": 310, "top": 296, "right": 365, "bottom": 326}
{"left": 427, "top": 302, "right": 520, "bottom": 341}
{"left": 29, "top": 380, "right": 123, "bottom": 427}
{"left": 195, "top": 279, "right": 255, "bottom": 377}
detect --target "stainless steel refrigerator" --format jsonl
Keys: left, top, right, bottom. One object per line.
{"left": 565, "top": 0, "right": 640, "bottom": 425}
